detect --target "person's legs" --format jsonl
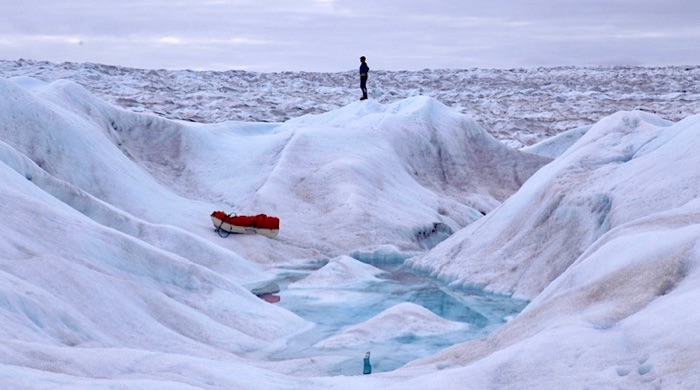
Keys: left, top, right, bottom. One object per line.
{"left": 360, "top": 76, "right": 368, "bottom": 100}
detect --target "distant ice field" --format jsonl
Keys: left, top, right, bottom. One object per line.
{"left": 2, "top": 60, "right": 699, "bottom": 147}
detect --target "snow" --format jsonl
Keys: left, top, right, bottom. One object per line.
{"left": 521, "top": 124, "right": 591, "bottom": 159}
{"left": 288, "top": 256, "right": 386, "bottom": 289}
{"left": 1, "top": 61, "right": 700, "bottom": 389}
{"left": 2, "top": 60, "right": 699, "bottom": 146}
{"left": 314, "top": 302, "right": 468, "bottom": 349}
{"left": 407, "top": 110, "right": 694, "bottom": 299}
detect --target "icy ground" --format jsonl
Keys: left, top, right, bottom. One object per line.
{"left": 259, "top": 255, "right": 527, "bottom": 375}
{"left": 2, "top": 59, "right": 700, "bottom": 147}
{"left": 1, "top": 62, "right": 700, "bottom": 389}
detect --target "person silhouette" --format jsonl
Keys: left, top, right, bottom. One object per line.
{"left": 363, "top": 351, "right": 372, "bottom": 374}
{"left": 359, "top": 56, "right": 369, "bottom": 100}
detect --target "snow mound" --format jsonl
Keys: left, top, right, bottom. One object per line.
{"left": 289, "top": 256, "right": 385, "bottom": 288}
{"left": 0, "top": 77, "right": 196, "bottom": 224}
{"left": 0, "top": 151, "right": 309, "bottom": 353}
{"left": 400, "top": 111, "right": 700, "bottom": 388}
{"left": 410, "top": 110, "right": 687, "bottom": 299}
{"left": 2, "top": 76, "right": 550, "bottom": 260}
{"left": 0, "top": 76, "right": 317, "bottom": 384}
{"left": 250, "top": 94, "right": 551, "bottom": 254}
{"left": 315, "top": 302, "right": 468, "bottom": 349}
{"left": 521, "top": 124, "right": 591, "bottom": 158}
{"left": 404, "top": 194, "right": 700, "bottom": 389}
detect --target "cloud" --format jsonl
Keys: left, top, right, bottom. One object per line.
{"left": 1, "top": 0, "right": 699, "bottom": 71}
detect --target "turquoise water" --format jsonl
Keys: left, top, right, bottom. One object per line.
{"left": 266, "top": 254, "right": 528, "bottom": 375}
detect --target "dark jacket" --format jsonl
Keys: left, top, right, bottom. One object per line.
{"left": 359, "top": 63, "right": 369, "bottom": 76}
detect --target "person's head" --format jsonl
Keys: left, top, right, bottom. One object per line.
{"left": 360, "top": 56, "right": 366, "bottom": 62}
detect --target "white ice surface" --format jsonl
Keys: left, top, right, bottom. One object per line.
{"left": 2, "top": 60, "right": 699, "bottom": 146}
{"left": 1, "top": 63, "right": 699, "bottom": 389}
{"left": 288, "top": 255, "right": 385, "bottom": 289}
{"left": 315, "top": 302, "right": 468, "bottom": 350}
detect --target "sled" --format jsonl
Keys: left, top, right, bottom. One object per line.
{"left": 211, "top": 211, "right": 279, "bottom": 238}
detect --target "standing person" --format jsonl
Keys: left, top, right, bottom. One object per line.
{"left": 363, "top": 351, "right": 372, "bottom": 374}
{"left": 359, "top": 56, "right": 369, "bottom": 100}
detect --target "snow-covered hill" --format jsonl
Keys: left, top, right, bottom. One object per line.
{"left": 2, "top": 75, "right": 548, "bottom": 262}
{"left": 1, "top": 62, "right": 699, "bottom": 389}
{"left": 410, "top": 110, "right": 694, "bottom": 298}
{"left": 2, "top": 60, "right": 699, "bottom": 147}
{"left": 0, "top": 73, "right": 545, "bottom": 387}
{"left": 404, "top": 111, "right": 700, "bottom": 388}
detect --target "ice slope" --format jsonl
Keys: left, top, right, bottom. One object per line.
{"left": 0, "top": 74, "right": 551, "bottom": 388}
{"left": 288, "top": 255, "right": 386, "bottom": 289}
{"left": 397, "top": 207, "right": 700, "bottom": 389}
{"left": 0, "top": 77, "right": 197, "bottom": 223}
{"left": 408, "top": 110, "right": 696, "bottom": 298}
{"left": 0, "top": 138, "right": 313, "bottom": 382}
{"left": 0, "top": 78, "right": 320, "bottom": 386}
{"left": 520, "top": 124, "right": 591, "bottom": 159}
{"left": 315, "top": 302, "right": 467, "bottom": 349}
{"left": 1, "top": 76, "right": 549, "bottom": 264}
{"left": 3, "top": 67, "right": 699, "bottom": 388}
{"left": 256, "top": 96, "right": 551, "bottom": 255}
{"left": 399, "top": 112, "right": 700, "bottom": 388}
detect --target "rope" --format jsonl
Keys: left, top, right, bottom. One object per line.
{"left": 214, "top": 211, "right": 236, "bottom": 238}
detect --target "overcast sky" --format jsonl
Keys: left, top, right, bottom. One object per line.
{"left": 1, "top": 0, "right": 699, "bottom": 72}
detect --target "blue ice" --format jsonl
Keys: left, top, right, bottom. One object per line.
{"left": 267, "top": 247, "right": 528, "bottom": 375}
